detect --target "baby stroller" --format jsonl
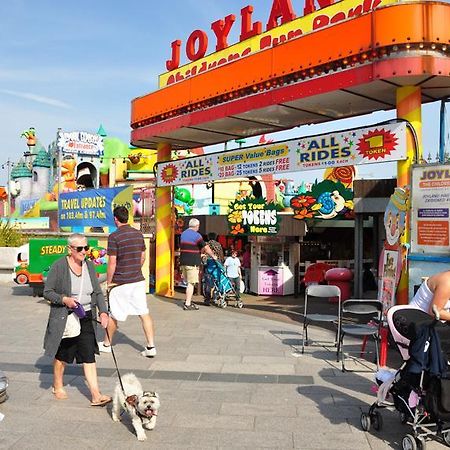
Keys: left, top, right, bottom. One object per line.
{"left": 202, "top": 258, "right": 242, "bottom": 309}
{"left": 360, "top": 305, "right": 450, "bottom": 449}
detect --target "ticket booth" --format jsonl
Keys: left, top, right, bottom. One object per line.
{"left": 250, "top": 236, "right": 298, "bottom": 295}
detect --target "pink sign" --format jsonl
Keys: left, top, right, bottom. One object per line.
{"left": 258, "top": 268, "right": 283, "bottom": 296}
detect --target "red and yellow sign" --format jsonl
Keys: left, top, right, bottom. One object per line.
{"left": 159, "top": 0, "right": 396, "bottom": 87}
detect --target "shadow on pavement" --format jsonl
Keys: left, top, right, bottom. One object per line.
{"left": 296, "top": 380, "right": 403, "bottom": 448}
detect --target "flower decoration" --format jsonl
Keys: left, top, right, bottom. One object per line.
{"left": 230, "top": 224, "right": 245, "bottom": 235}
{"left": 293, "top": 208, "right": 314, "bottom": 219}
{"left": 160, "top": 163, "right": 179, "bottom": 184}
{"left": 227, "top": 210, "right": 242, "bottom": 224}
{"left": 290, "top": 195, "right": 315, "bottom": 209}
{"left": 87, "top": 247, "right": 107, "bottom": 265}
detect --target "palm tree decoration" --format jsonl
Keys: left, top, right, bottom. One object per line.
{"left": 20, "top": 127, "right": 37, "bottom": 151}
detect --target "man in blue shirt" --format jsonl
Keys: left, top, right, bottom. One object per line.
{"left": 180, "top": 218, "right": 216, "bottom": 310}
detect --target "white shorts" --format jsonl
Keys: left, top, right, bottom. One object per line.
{"left": 108, "top": 281, "right": 149, "bottom": 322}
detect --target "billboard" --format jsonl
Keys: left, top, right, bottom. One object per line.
{"left": 58, "top": 186, "right": 133, "bottom": 228}
{"left": 411, "top": 164, "right": 450, "bottom": 254}
{"left": 156, "top": 122, "right": 407, "bottom": 187}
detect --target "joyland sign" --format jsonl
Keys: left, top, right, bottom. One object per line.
{"left": 160, "top": 0, "right": 396, "bottom": 87}
{"left": 156, "top": 122, "right": 407, "bottom": 187}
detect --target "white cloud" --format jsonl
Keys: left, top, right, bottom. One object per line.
{"left": 0, "top": 89, "right": 71, "bottom": 109}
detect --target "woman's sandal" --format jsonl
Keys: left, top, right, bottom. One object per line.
{"left": 90, "top": 395, "right": 112, "bottom": 407}
{"left": 52, "top": 387, "right": 68, "bottom": 400}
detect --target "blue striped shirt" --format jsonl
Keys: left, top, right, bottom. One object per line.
{"left": 107, "top": 224, "right": 146, "bottom": 284}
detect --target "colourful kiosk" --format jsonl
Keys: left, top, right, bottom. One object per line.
{"left": 130, "top": 0, "right": 450, "bottom": 304}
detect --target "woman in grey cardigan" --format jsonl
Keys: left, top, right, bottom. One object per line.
{"left": 43, "top": 233, "right": 111, "bottom": 406}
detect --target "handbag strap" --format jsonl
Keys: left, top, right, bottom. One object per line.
{"left": 79, "top": 262, "right": 85, "bottom": 299}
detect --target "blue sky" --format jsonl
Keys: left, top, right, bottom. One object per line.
{"left": 0, "top": 0, "right": 445, "bottom": 186}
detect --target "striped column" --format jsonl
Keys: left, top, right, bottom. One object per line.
{"left": 155, "top": 142, "right": 174, "bottom": 297}
{"left": 396, "top": 86, "right": 422, "bottom": 305}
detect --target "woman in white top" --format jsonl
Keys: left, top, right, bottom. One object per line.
{"left": 410, "top": 271, "right": 450, "bottom": 320}
{"left": 409, "top": 270, "right": 450, "bottom": 357}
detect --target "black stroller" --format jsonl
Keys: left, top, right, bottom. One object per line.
{"left": 360, "top": 305, "right": 450, "bottom": 449}
{"left": 202, "top": 258, "right": 242, "bottom": 309}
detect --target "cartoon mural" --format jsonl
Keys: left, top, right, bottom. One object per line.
{"left": 9, "top": 126, "right": 157, "bottom": 227}
{"left": 377, "top": 186, "right": 410, "bottom": 314}
{"left": 174, "top": 187, "right": 195, "bottom": 216}
{"left": 289, "top": 178, "right": 354, "bottom": 220}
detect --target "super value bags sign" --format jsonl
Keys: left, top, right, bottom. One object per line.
{"left": 58, "top": 186, "right": 133, "bottom": 227}
{"left": 156, "top": 122, "right": 407, "bottom": 187}
{"left": 227, "top": 198, "right": 281, "bottom": 235}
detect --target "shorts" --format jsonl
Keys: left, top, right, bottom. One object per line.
{"left": 181, "top": 265, "right": 200, "bottom": 285}
{"left": 108, "top": 280, "right": 148, "bottom": 322}
{"left": 55, "top": 311, "right": 96, "bottom": 364}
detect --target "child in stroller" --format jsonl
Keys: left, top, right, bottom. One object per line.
{"left": 361, "top": 305, "right": 450, "bottom": 449}
{"left": 202, "top": 257, "right": 242, "bottom": 309}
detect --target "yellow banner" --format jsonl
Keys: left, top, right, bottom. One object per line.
{"left": 218, "top": 144, "right": 289, "bottom": 166}
{"left": 158, "top": 0, "right": 398, "bottom": 88}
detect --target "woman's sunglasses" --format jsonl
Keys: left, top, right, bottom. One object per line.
{"left": 69, "top": 245, "right": 90, "bottom": 252}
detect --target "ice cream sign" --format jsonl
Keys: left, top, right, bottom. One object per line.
{"left": 227, "top": 197, "right": 281, "bottom": 235}
{"left": 57, "top": 130, "right": 104, "bottom": 156}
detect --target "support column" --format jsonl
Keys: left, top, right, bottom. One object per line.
{"left": 396, "top": 86, "right": 422, "bottom": 305}
{"left": 155, "top": 142, "right": 174, "bottom": 297}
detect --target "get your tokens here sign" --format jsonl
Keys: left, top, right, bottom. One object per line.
{"left": 156, "top": 122, "right": 407, "bottom": 187}
{"left": 411, "top": 164, "right": 450, "bottom": 254}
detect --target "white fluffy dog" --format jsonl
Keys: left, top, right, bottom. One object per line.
{"left": 111, "top": 373, "right": 160, "bottom": 441}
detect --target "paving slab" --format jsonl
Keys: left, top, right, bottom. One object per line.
{"left": 0, "top": 284, "right": 445, "bottom": 449}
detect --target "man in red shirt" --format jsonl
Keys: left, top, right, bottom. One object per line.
{"left": 180, "top": 218, "right": 216, "bottom": 310}
{"left": 98, "top": 206, "right": 156, "bottom": 357}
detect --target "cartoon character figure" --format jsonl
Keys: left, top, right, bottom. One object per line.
{"left": 384, "top": 191, "right": 407, "bottom": 247}
{"left": 174, "top": 187, "right": 195, "bottom": 216}
{"left": 378, "top": 186, "right": 409, "bottom": 313}
{"left": 53, "top": 157, "right": 77, "bottom": 196}
{"left": 311, "top": 189, "right": 353, "bottom": 219}
{"left": 127, "top": 149, "right": 156, "bottom": 171}
{"left": 20, "top": 127, "right": 37, "bottom": 150}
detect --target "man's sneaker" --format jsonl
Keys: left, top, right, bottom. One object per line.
{"left": 141, "top": 346, "right": 156, "bottom": 358}
{"left": 98, "top": 342, "right": 112, "bottom": 353}
{"left": 183, "top": 303, "right": 199, "bottom": 310}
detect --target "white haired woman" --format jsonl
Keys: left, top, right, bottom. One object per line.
{"left": 43, "top": 233, "right": 111, "bottom": 406}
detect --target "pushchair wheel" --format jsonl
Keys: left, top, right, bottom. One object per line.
{"left": 235, "top": 300, "right": 243, "bottom": 309}
{"left": 371, "top": 411, "right": 383, "bottom": 431}
{"left": 360, "top": 413, "right": 371, "bottom": 431}
{"left": 220, "top": 298, "right": 227, "bottom": 308}
{"left": 443, "top": 429, "right": 450, "bottom": 447}
{"left": 416, "top": 436, "right": 426, "bottom": 450}
{"left": 402, "top": 434, "right": 417, "bottom": 450}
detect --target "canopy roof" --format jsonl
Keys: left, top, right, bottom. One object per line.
{"left": 131, "top": 2, "right": 450, "bottom": 150}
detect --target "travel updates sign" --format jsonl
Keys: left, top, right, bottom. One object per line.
{"left": 156, "top": 122, "right": 407, "bottom": 187}
{"left": 58, "top": 186, "right": 133, "bottom": 228}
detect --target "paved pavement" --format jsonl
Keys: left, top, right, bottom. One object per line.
{"left": 0, "top": 284, "right": 444, "bottom": 449}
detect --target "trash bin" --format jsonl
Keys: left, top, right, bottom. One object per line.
{"left": 324, "top": 267, "right": 353, "bottom": 302}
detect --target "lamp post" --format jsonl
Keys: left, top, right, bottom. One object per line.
{"left": 2, "top": 158, "right": 14, "bottom": 216}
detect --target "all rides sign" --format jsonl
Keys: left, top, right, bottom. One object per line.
{"left": 156, "top": 122, "right": 407, "bottom": 226}
{"left": 157, "top": 123, "right": 406, "bottom": 187}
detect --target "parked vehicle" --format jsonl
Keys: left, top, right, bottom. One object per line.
{"left": 13, "top": 238, "right": 107, "bottom": 297}
{"left": 0, "top": 370, "right": 8, "bottom": 403}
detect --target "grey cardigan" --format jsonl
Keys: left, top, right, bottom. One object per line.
{"left": 43, "top": 257, "right": 107, "bottom": 358}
